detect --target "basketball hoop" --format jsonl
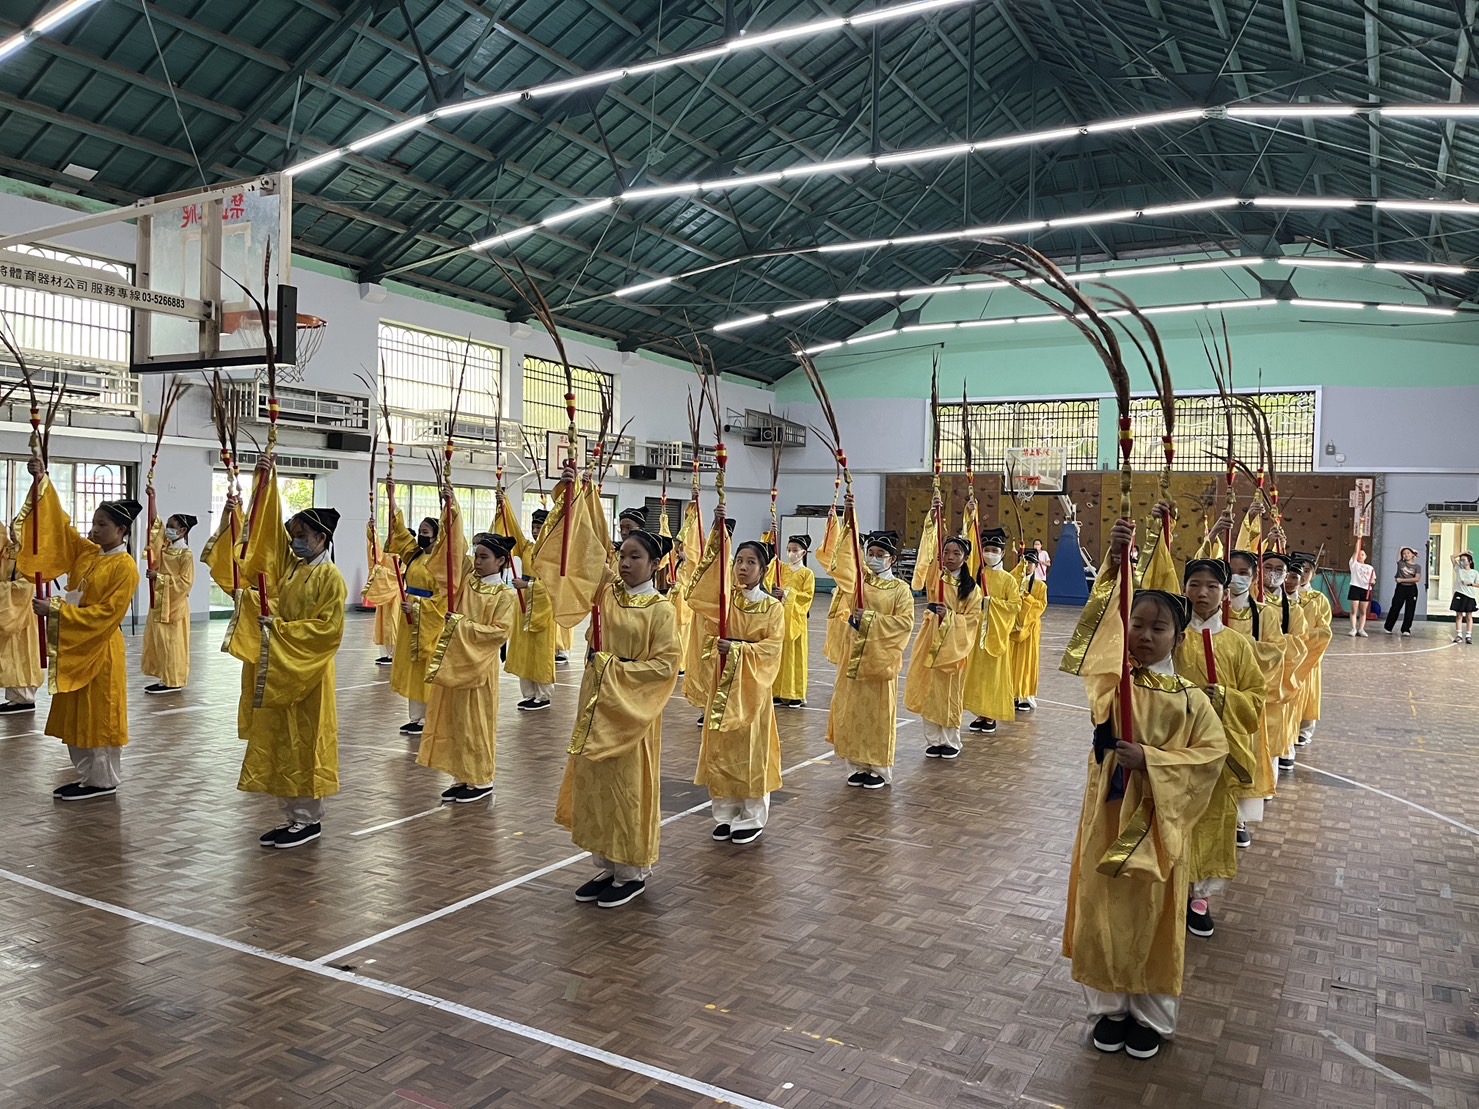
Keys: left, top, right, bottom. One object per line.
{"left": 222, "top": 309, "right": 326, "bottom": 383}
{"left": 1004, "top": 445, "right": 1067, "bottom": 502}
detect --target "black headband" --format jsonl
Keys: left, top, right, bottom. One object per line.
{"left": 864, "top": 531, "right": 899, "bottom": 556}
{"left": 943, "top": 535, "right": 972, "bottom": 556}
{"left": 623, "top": 529, "right": 669, "bottom": 560}
{"left": 735, "top": 539, "right": 772, "bottom": 567}
{"left": 786, "top": 534, "right": 811, "bottom": 549}
{"left": 1134, "top": 589, "right": 1191, "bottom": 633}
{"left": 1183, "top": 558, "right": 1230, "bottom": 585}
{"left": 474, "top": 532, "right": 515, "bottom": 557}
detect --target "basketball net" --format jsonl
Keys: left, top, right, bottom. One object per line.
{"left": 222, "top": 310, "right": 326, "bottom": 384}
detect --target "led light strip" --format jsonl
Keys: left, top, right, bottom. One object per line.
{"left": 795, "top": 297, "right": 1463, "bottom": 356}
{"left": 708, "top": 255, "right": 1473, "bottom": 332}
{"left": 0, "top": 0, "right": 103, "bottom": 63}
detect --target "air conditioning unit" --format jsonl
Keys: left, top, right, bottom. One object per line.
{"left": 229, "top": 381, "right": 370, "bottom": 432}
{"left": 644, "top": 441, "right": 717, "bottom": 472}
{"left": 214, "top": 449, "right": 340, "bottom": 474}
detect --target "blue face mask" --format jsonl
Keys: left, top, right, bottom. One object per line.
{"left": 291, "top": 538, "right": 317, "bottom": 561}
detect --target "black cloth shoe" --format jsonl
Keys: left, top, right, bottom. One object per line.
{"left": 1015, "top": 700, "right": 1032, "bottom": 712}
{"left": 375, "top": 656, "right": 393, "bottom": 666}
{"left": 925, "top": 744, "right": 945, "bottom": 758}
{"left": 939, "top": 745, "right": 960, "bottom": 760}
{"left": 772, "top": 697, "right": 784, "bottom": 706}
{"left": 979, "top": 719, "right": 997, "bottom": 734}
{"left": 860, "top": 773, "right": 887, "bottom": 790}
{"left": 1187, "top": 898, "right": 1214, "bottom": 937}
{"left": 575, "top": 874, "right": 615, "bottom": 902}
{"left": 846, "top": 771, "right": 867, "bottom": 787}
{"left": 143, "top": 683, "right": 181, "bottom": 695}
{"left": 696, "top": 715, "right": 705, "bottom": 728}
{"left": 524, "top": 699, "right": 550, "bottom": 711}
{"left": 259, "top": 823, "right": 291, "bottom": 847}
{"left": 1124, "top": 1018, "right": 1162, "bottom": 1059}
{"left": 555, "top": 652, "right": 570, "bottom": 664}
{"left": 1236, "top": 825, "right": 1252, "bottom": 848}
{"left": 450, "top": 784, "right": 493, "bottom": 804}
{"left": 787, "top": 700, "right": 804, "bottom": 708}
{"left": 273, "top": 822, "right": 321, "bottom": 849}
{"left": 597, "top": 879, "right": 646, "bottom": 908}
{"left": 400, "top": 720, "right": 424, "bottom": 735}
{"left": 968, "top": 718, "right": 988, "bottom": 732}
{"left": 440, "top": 784, "right": 462, "bottom": 802}
{"left": 1277, "top": 756, "right": 1295, "bottom": 771}
{"left": 53, "top": 782, "right": 116, "bottom": 801}
{"left": 516, "top": 699, "right": 536, "bottom": 710}
{"left": 712, "top": 823, "right": 732, "bottom": 842}
{"left": 729, "top": 827, "right": 763, "bottom": 845}
{"left": 0, "top": 701, "right": 35, "bottom": 713}
{"left": 1294, "top": 733, "right": 1312, "bottom": 747}
{"left": 1091, "top": 1013, "right": 1129, "bottom": 1053}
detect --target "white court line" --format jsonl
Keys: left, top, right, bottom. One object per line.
{"left": 0, "top": 865, "right": 785, "bottom": 1109}
{"left": 1318, "top": 1030, "right": 1431, "bottom": 1095}
{"left": 338, "top": 680, "right": 390, "bottom": 692}
{"left": 151, "top": 704, "right": 209, "bottom": 716}
{"left": 350, "top": 805, "right": 445, "bottom": 837}
{"left": 313, "top": 749, "right": 836, "bottom": 967}
{"left": 1322, "top": 644, "right": 1457, "bottom": 657}
{"left": 1298, "top": 764, "right": 1479, "bottom": 837}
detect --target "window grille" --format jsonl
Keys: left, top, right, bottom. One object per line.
{"left": 376, "top": 323, "right": 502, "bottom": 443}
{"left": 522, "top": 355, "right": 613, "bottom": 439}
{"left": 940, "top": 399, "right": 1099, "bottom": 472}
{"left": 0, "top": 245, "right": 131, "bottom": 367}
{"left": 1130, "top": 391, "right": 1317, "bottom": 474}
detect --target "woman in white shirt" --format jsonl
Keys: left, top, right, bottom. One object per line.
{"left": 1450, "top": 552, "right": 1478, "bottom": 644}
{"left": 1347, "top": 547, "right": 1376, "bottom": 637}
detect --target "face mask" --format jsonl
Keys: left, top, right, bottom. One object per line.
{"left": 864, "top": 554, "right": 890, "bottom": 575}
{"left": 164, "top": 528, "right": 179, "bottom": 542}
{"left": 983, "top": 551, "right": 1003, "bottom": 568}
{"left": 416, "top": 534, "right": 433, "bottom": 550}
{"left": 788, "top": 551, "right": 803, "bottom": 566}
{"left": 1264, "top": 571, "right": 1285, "bottom": 589}
{"left": 1229, "top": 573, "right": 1251, "bottom": 594}
{"left": 291, "top": 538, "right": 317, "bottom": 561}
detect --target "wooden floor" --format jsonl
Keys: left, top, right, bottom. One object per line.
{"left": 0, "top": 603, "right": 1475, "bottom": 1109}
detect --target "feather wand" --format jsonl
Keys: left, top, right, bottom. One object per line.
{"left": 793, "top": 347, "right": 864, "bottom": 614}
{"left": 145, "top": 375, "right": 185, "bottom": 609}
{"left": 373, "top": 364, "right": 411, "bottom": 626}
{"left": 961, "top": 385, "right": 988, "bottom": 609}
{"left": 442, "top": 339, "right": 471, "bottom": 614}
{"left": 0, "top": 319, "right": 48, "bottom": 669}
{"left": 206, "top": 371, "right": 243, "bottom": 592}
{"left": 768, "top": 409, "right": 785, "bottom": 593}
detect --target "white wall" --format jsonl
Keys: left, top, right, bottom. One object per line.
{"left": 0, "top": 184, "right": 777, "bottom": 618}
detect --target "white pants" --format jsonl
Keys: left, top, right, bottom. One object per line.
{"left": 6, "top": 686, "right": 36, "bottom": 705}
{"left": 1085, "top": 986, "right": 1180, "bottom": 1036}
{"left": 68, "top": 745, "right": 121, "bottom": 788}
{"left": 923, "top": 718, "right": 963, "bottom": 752}
{"left": 1237, "top": 797, "right": 1265, "bottom": 823}
{"left": 712, "top": 794, "right": 770, "bottom": 831}
{"left": 279, "top": 796, "right": 324, "bottom": 824}
{"left": 844, "top": 759, "right": 894, "bottom": 783}
{"left": 408, "top": 698, "right": 426, "bottom": 723}
{"left": 519, "top": 678, "right": 553, "bottom": 702}
{"left": 1192, "top": 878, "right": 1227, "bottom": 900}
{"left": 1299, "top": 719, "right": 1317, "bottom": 739}
{"left": 592, "top": 854, "right": 649, "bottom": 883}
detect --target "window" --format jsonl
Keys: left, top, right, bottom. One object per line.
{"left": 0, "top": 245, "right": 131, "bottom": 367}
{"left": 1129, "top": 391, "right": 1317, "bottom": 474}
{"left": 940, "top": 399, "right": 1099, "bottom": 472}
{"left": 1, "top": 459, "right": 130, "bottom": 526}
{"left": 642, "top": 496, "right": 685, "bottom": 536}
{"left": 208, "top": 471, "right": 316, "bottom": 611}
{"left": 373, "top": 482, "right": 500, "bottom": 545}
{"left": 376, "top": 323, "right": 503, "bottom": 442}
{"left": 522, "top": 355, "right": 614, "bottom": 439}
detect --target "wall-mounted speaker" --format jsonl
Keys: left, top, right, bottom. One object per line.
{"left": 326, "top": 431, "right": 373, "bottom": 453}
{"left": 628, "top": 464, "right": 658, "bottom": 481}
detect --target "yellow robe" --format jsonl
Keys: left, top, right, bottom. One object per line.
{"left": 1062, "top": 572, "right": 1228, "bottom": 997}
{"left": 503, "top": 510, "right": 556, "bottom": 687}
{"left": 1175, "top": 624, "right": 1266, "bottom": 884}
{"left": 17, "top": 477, "right": 138, "bottom": 748}
{"left": 688, "top": 535, "right": 784, "bottom": 800}
{"left": 537, "top": 501, "right": 679, "bottom": 868}
{"left": 1270, "top": 592, "right": 1308, "bottom": 763}
{"left": 363, "top": 524, "right": 402, "bottom": 652}
{"left": 902, "top": 566, "right": 983, "bottom": 728}
{"left": 962, "top": 565, "right": 1022, "bottom": 722}
{"left": 1012, "top": 565, "right": 1048, "bottom": 700}
{"left": 225, "top": 470, "right": 346, "bottom": 799}
{"left": 418, "top": 573, "right": 517, "bottom": 785}
{"left": 0, "top": 522, "right": 42, "bottom": 692}
{"left": 825, "top": 524, "right": 914, "bottom": 769}
{"left": 671, "top": 502, "right": 705, "bottom": 681}
{"left": 1294, "top": 589, "right": 1333, "bottom": 725}
{"left": 1225, "top": 595, "right": 1296, "bottom": 800}
{"left": 201, "top": 503, "right": 245, "bottom": 594}
{"left": 141, "top": 526, "right": 194, "bottom": 688}
{"left": 774, "top": 562, "right": 815, "bottom": 701}
{"left": 389, "top": 502, "right": 466, "bottom": 706}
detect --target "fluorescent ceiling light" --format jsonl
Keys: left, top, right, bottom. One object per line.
{"left": 283, "top": 149, "right": 344, "bottom": 178}
{"left": 1205, "top": 298, "right": 1278, "bottom": 310}
{"left": 713, "top": 314, "right": 768, "bottom": 332}
{"left": 901, "top": 322, "right": 958, "bottom": 333}
{"left": 846, "top": 329, "right": 899, "bottom": 345}
{"left": 849, "top": 0, "right": 974, "bottom": 25}
{"left": 1142, "top": 198, "right": 1241, "bottom": 217}
{"left": 1227, "top": 104, "right": 1359, "bottom": 117}
{"left": 614, "top": 277, "right": 672, "bottom": 297}
{"left": 1290, "top": 298, "right": 1366, "bottom": 310}
{"left": 1253, "top": 196, "right": 1358, "bottom": 208}
{"left": 348, "top": 116, "right": 428, "bottom": 151}
{"left": 1277, "top": 257, "right": 1361, "bottom": 269}
{"left": 734, "top": 18, "right": 846, "bottom": 50}
{"left": 1377, "top": 105, "right": 1479, "bottom": 118}
{"left": 1049, "top": 209, "right": 1139, "bottom": 228}
{"left": 836, "top": 291, "right": 895, "bottom": 302}
{"left": 1376, "top": 199, "right": 1479, "bottom": 215}
{"left": 873, "top": 144, "right": 973, "bottom": 167}
{"left": 1083, "top": 110, "right": 1206, "bottom": 133}
{"left": 33, "top": 0, "right": 100, "bottom": 34}
{"left": 770, "top": 300, "right": 829, "bottom": 318}
{"left": 471, "top": 225, "right": 538, "bottom": 251}
{"left": 802, "top": 342, "right": 844, "bottom": 355}
{"left": 1374, "top": 261, "right": 1468, "bottom": 274}
{"left": 433, "top": 93, "right": 520, "bottom": 120}
{"left": 540, "top": 198, "right": 613, "bottom": 227}
{"left": 0, "top": 34, "right": 26, "bottom": 63}
{"left": 1376, "top": 304, "right": 1457, "bottom": 316}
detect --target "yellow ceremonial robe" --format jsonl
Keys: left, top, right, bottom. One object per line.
{"left": 201, "top": 503, "right": 245, "bottom": 594}
{"left": 18, "top": 477, "right": 138, "bottom": 748}
{"left": 962, "top": 565, "right": 1022, "bottom": 722}
{"left": 1062, "top": 572, "right": 1227, "bottom": 998}
{"left": 672, "top": 502, "right": 705, "bottom": 682}
{"left": 538, "top": 498, "right": 679, "bottom": 869}
{"left": 0, "top": 522, "right": 42, "bottom": 692}
{"left": 774, "top": 562, "right": 815, "bottom": 701}
{"left": 363, "top": 524, "right": 402, "bottom": 652}
{"left": 1175, "top": 624, "right": 1266, "bottom": 885}
{"left": 503, "top": 511, "right": 556, "bottom": 688}
{"left": 418, "top": 573, "right": 517, "bottom": 786}
{"left": 389, "top": 503, "right": 465, "bottom": 706}
{"left": 825, "top": 524, "right": 914, "bottom": 770}
{"left": 1225, "top": 595, "right": 1295, "bottom": 801}
{"left": 141, "top": 526, "right": 194, "bottom": 688}
{"left": 225, "top": 470, "right": 346, "bottom": 799}
{"left": 1012, "top": 565, "right": 1048, "bottom": 701}
{"left": 1294, "top": 589, "right": 1333, "bottom": 726}
{"left": 899, "top": 555, "right": 982, "bottom": 730}
{"left": 688, "top": 536, "right": 784, "bottom": 801}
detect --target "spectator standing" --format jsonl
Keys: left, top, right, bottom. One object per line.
{"left": 1383, "top": 547, "right": 1423, "bottom": 636}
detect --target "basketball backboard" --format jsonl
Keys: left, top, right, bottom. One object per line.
{"left": 1004, "top": 445, "right": 1067, "bottom": 495}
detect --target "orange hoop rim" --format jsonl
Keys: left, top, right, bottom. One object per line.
{"left": 221, "top": 309, "right": 327, "bottom": 333}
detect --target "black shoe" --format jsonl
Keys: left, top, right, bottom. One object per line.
{"left": 772, "top": 697, "right": 784, "bottom": 706}
{"left": 450, "top": 784, "right": 493, "bottom": 804}
{"left": 860, "top": 773, "right": 887, "bottom": 790}
{"left": 524, "top": 699, "right": 550, "bottom": 711}
{"left": 440, "top": 783, "right": 462, "bottom": 803}
{"left": 980, "top": 719, "right": 998, "bottom": 734}
{"left": 1277, "top": 756, "right": 1295, "bottom": 771}
{"left": 53, "top": 782, "right": 116, "bottom": 801}
{"left": 1236, "top": 825, "right": 1252, "bottom": 849}
{"left": 846, "top": 771, "right": 867, "bottom": 787}
{"left": 516, "top": 699, "right": 535, "bottom": 710}
{"left": 696, "top": 715, "right": 705, "bottom": 728}
{"left": 968, "top": 718, "right": 989, "bottom": 732}
{"left": 938, "top": 745, "right": 960, "bottom": 760}
{"left": 375, "top": 656, "right": 393, "bottom": 666}
{"left": 143, "top": 683, "right": 181, "bottom": 695}
{"left": 729, "top": 827, "right": 763, "bottom": 845}
{"left": 0, "top": 701, "right": 35, "bottom": 713}
{"left": 1294, "top": 733, "right": 1312, "bottom": 747}
{"left": 259, "top": 823, "right": 290, "bottom": 846}
{"left": 598, "top": 879, "right": 646, "bottom": 908}
{"left": 1015, "top": 700, "right": 1032, "bottom": 712}
{"left": 400, "top": 720, "right": 424, "bottom": 735}
{"left": 1092, "top": 1013, "right": 1129, "bottom": 1053}
{"left": 925, "top": 744, "right": 945, "bottom": 758}
{"left": 712, "top": 823, "right": 732, "bottom": 842}
{"left": 273, "top": 822, "right": 321, "bottom": 849}
{"left": 575, "top": 874, "right": 615, "bottom": 902}
{"left": 555, "top": 652, "right": 570, "bottom": 665}
{"left": 1124, "top": 1018, "right": 1162, "bottom": 1059}
{"left": 1187, "top": 899, "right": 1214, "bottom": 938}
{"left": 787, "top": 700, "right": 805, "bottom": 708}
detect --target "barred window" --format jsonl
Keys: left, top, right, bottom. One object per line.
{"left": 376, "top": 323, "right": 503, "bottom": 442}
{"left": 0, "top": 245, "right": 131, "bottom": 366}
{"left": 374, "top": 482, "right": 500, "bottom": 543}
{"left": 522, "top": 356, "right": 613, "bottom": 438}
{"left": 1129, "top": 391, "right": 1317, "bottom": 474}
{"left": 940, "top": 399, "right": 1100, "bottom": 472}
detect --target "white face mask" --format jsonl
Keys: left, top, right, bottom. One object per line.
{"left": 164, "top": 528, "right": 180, "bottom": 542}
{"left": 787, "top": 551, "right": 804, "bottom": 566}
{"left": 983, "top": 551, "right": 1003, "bottom": 568}
{"left": 1229, "top": 573, "right": 1251, "bottom": 595}
{"left": 1264, "top": 570, "right": 1285, "bottom": 589}
{"left": 863, "top": 554, "right": 890, "bottom": 575}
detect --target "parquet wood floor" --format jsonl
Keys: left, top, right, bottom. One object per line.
{"left": 0, "top": 606, "right": 1475, "bottom": 1109}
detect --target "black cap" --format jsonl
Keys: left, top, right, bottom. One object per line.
{"left": 943, "top": 534, "right": 972, "bottom": 556}
{"left": 99, "top": 499, "right": 143, "bottom": 527}
{"left": 1020, "top": 548, "right": 1039, "bottom": 564}
{"left": 981, "top": 527, "right": 1008, "bottom": 550}
{"left": 1184, "top": 557, "right": 1230, "bottom": 585}
{"left": 475, "top": 532, "right": 516, "bottom": 557}
{"left": 171, "top": 513, "right": 198, "bottom": 531}
{"left": 1134, "top": 589, "right": 1192, "bottom": 632}
{"left": 724, "top": 518, "right": 736, "bottom": 535}
{"left": 786, "top": 534, "right": 811, "bottom": 549}
{"left": 1260, "top": 550, "right": 1292, "bottom": 568}
{"left": 864, "top": 530, "right": 899, "bottom": 556}
{"left": 294, "top": 507, "right": 341, "bottom": 537}
{"left": 619, "top": 507, "right": 646, "bottom": 525}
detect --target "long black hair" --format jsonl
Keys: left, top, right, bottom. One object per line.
{"left": 943, "top": 536, "right": 976, "bottom": 601}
